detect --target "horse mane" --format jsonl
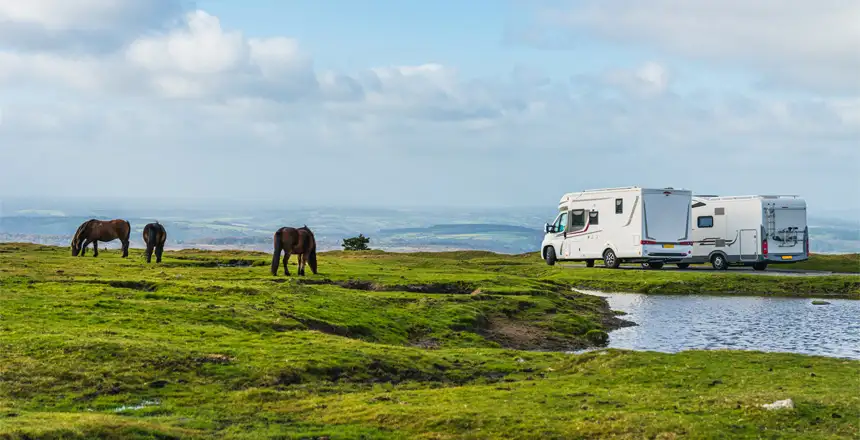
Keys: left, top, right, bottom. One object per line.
{"left": 72, "top": 219, "right": 95, "bottom": 246}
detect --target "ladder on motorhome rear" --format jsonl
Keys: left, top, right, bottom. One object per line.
{"left": 765, "top": 206, "right": 776, "bottom": 238}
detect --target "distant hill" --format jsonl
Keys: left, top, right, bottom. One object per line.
{"left": 380, "top": 224, "right": 538, "bottom": 234}
{"left": 1, "top": 204, "right": 857, "bottom": 254}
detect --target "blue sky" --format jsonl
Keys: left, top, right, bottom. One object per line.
{"left": 0, "top": 0, "right": 857, "bottom": 214}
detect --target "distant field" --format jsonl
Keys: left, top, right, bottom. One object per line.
{"left": 1, "top": 243, "right": 858, "bottom": 439}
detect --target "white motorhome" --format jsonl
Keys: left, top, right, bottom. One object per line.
{"left": 541, "top": 187, "right": 694, "bottom": 269}
{"left": 679, "top": 195, "right": 809, "bottom": 270}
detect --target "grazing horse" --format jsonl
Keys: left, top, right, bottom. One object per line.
{"left": 142, "top": 222, "right": 167, "bottom": 263}
{"left": 71, "top": 219, "right": 131, "bottom": 258}
{"left": 271, "top": 225, "right": 318, "bottom": 276}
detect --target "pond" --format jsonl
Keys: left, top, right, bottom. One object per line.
{"left": 579, "top": 290, "right": 860, "bottom": 360}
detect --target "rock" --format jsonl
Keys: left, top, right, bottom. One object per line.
{"left": 811, "top": 300, "right": 830, "bottom": 305}
{"left": 761, "top": 398, "right": 794, "bottom": 410}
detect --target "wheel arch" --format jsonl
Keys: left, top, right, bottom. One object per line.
{"left": 708, "top": 250, "right": 729, "bottom": 262}
{"left": 542, "top": 244, "right": 555, "bottom": 259}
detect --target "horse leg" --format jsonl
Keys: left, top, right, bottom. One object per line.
{"left": 297, "top": 253, "right": 304, "bottom": 276}
{"left": 121, "top": 239, "right": 129, "bottom": 258}
{"left": 155, "top": 245, "right": 163, "bottom": 263}
{"left": 92, "top": 240, "right": 99, "bottom": 257}
{"left": 144, "top": 242, "right": 153, "bottom": 263}
{"left": 282, "top": 252, "right": 291, "bottom": 276}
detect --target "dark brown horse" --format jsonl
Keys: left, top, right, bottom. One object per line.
{"left": 143, "top": 222, "right": 167, "bottom": 263}
{"left": 71, "top": 219, "right": 131, "bottom": 257}
{"left": 271, "top": 225, "right": 318, "bottom": 276}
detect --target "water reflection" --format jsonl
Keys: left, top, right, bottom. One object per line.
{"left": 582, "top": 290, "right": 860, "bottom": 360}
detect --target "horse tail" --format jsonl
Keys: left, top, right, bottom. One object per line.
{"left": 124, "top": 220, "right": 131, "bottom": 242}
{"left": 308, "top": 244, "right": 318, "bottom": 274}
{"left": 271, "top": 228, "right": 283, "bottom": 275}
{"left": 147, "top": 223, "right": 157, "bottom": 248}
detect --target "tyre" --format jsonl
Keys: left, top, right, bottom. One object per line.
{"left": 544, "top": 247, "right": 556, "bottom": 266}
{"left": 603, "top": 249, "right": 620, "bottom": 269}
{"left": 676, "top": 263, "right": 690, "bottom": 269}
{"left": 645, "top": 262, "right": 664, "bottom": 270}
{"left": 585, "top": 259, "right": 595, "bottom": 268}
{"left": 711, "top": 254, "right": 728, "bottom": 270}
{"left": 753, "top": 262, "right": 768, "bottom": 271}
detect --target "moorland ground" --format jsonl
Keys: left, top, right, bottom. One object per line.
{"left": 1, "top": 243, "right": 858, "bottom": 439}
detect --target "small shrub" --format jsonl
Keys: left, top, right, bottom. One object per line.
{"left": 585, "top": 329, "right": 609, "bottom": 346}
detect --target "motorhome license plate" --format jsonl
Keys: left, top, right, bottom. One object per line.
{"left": 662, "top": 244, "right": 674, "bottom": 248}
{"left": 781, "top": 255, "right": 792, "bottom": 260}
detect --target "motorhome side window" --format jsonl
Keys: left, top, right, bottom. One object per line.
{"left": 615, "top": 198, "right": 623, "bottom": 214}
{"left": 589, "top": 210, "right": 599, "bottom": 225}
{"left": 570, "top": 210, "right": 586, "bottom": 232}
{"left": 556, "top": 212, "right": 568, "bottom": 232}
{"left": 697, "top": 216, "right": 714, "bottom": 228}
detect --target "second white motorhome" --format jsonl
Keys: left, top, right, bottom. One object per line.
{"left": 679, "top": 195, "right": 810, "bottom": 270}
{"left": 541, "top": 186, "right": 693, "bottom": 269}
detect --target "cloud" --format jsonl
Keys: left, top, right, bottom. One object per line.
{"left": 0, "top": 2, "right": 857, "bottom": 211}
{"left": 0, "top": 0, "right": 187, "bottom": 54}
{"left": 523, "top": 0, "right": 860, "bottom": 94}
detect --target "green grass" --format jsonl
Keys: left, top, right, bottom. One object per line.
{"left": 792, "top": 254, "right": 860, "bottom": 273}
{"left": 1, "top": 243, "right": 859, "bottom": 439}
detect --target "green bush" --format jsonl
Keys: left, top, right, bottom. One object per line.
{"left": 342, "top": 234, "right": 371, "bottom": 251}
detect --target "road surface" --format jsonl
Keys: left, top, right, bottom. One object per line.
{"left": 557, "top": 263, "right": 856, "bottom": 277}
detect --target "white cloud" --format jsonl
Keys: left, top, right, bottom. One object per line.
{"left": 528, "top": 0, "right": 860, "bottom": 94}
{"left": 0, "top": 2, "right": 857, "bottom": 210}
{"left": 0, "top": 0, "right": 185, "bottom": 53}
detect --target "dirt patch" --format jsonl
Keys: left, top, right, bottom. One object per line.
{"left": 280, "top": 313, "right": 373, "bottom": 339}
{"left": 298, "top": 278, "right": 475, "bottom": 294}
{"left": 195, "top": 354, "right": 234, "bottom": 364}
{"left": 479, "top": 318, "right": 550, "bottom": 350}
{"left": 167, "top": 257, "right": 260, "bottom": 268}
{"left": 105, "top": 280, "right": 159, "bottom": 292}
{"left": 478, "top": 317, "right": 600, "bottom": 351}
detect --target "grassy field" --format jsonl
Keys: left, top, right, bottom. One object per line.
{"left": 1, "top": 243, "right": 858, "bottom": 439}
{"left": 791, "top": 253, "right": 860, "bottom": 273}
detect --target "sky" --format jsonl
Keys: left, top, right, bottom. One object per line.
{"left": 0, "top": 0, "right": 858, "bottom": 215}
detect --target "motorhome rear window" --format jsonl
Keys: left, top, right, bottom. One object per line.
{"left": 589, "top": 211, "right": 599, "bottom": 225}
{"left": 615, "top": 198, "right": 623, "bottom": 214}
{"left": 697, "top": 216, "right": 714, "bottom": 228}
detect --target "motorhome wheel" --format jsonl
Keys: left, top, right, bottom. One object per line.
{"left": 676, "top": 263, "right": 690, "bottom": 269}
{"left": 603, "top": 249, "right": 620, "bottom": 269}
{"left": 585, "top": 259, "right": 595, "bottom": 267}
{"left": 711, "top": 254, "right": 728, "bottom": 270}
{"left": 544, "top": 247, "right": 556, "bottom": 266}
{"left": 753, "top": 262, "right": 768, "bottom": 271}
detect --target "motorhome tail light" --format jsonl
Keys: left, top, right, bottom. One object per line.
{"left": 641, "top": 240, "right": 657, "bottom": 245}
{"left": 680, "top": 241, "right": 693, "bottom": 246}
{"left": 805, "top": 237, "right": 810, "bottom": 256}
{"left": 762, "top": 239, "right": 769, "bottom": 256}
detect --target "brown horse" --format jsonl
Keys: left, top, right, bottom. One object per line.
{"left": 71, "top": 219, "right": 131, "bottom": 257}
{"left": 143, "top": 222, "right": 167, "bottom": 263}
{"left": 271, "top": 225, "right": 318, "bottom": 276}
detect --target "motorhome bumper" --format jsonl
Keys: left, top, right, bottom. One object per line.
{"left": 642, "top": 245, "right": 692, "bottom": 258}
{"left": 763, "top": 254, "right": 809, "bottom": 263}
